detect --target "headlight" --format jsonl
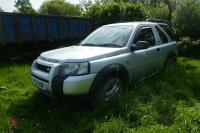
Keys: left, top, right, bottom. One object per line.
{"left": 59, "top": 62, "right": 89, "bottom": 76}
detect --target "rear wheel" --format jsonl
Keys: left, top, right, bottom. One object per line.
{"left": 165, "top": 54, "right": 177, "bottom": 70}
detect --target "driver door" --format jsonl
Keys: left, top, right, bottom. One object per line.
{"left": 129, "top": 26, "right": 160, "bottom": 81}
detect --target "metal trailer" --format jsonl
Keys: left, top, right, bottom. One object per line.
{"left": 0, "top": 12, "right": 92, "bottom": 46}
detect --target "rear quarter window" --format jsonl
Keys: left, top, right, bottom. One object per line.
{"left": 159, "top": 24, "right": 175, "bottom": 41}
{"left": 155, "top": 26, "right": 168, "bottom": 44}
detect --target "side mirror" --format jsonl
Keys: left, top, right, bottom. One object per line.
{"left": 131, "top": 41, "right": 149, "bottom": 51}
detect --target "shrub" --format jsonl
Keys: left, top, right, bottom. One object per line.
{"left": 84, "top": 2, "right": 145, "bottom": 27}
{"left": 173, "top": 0, "right": 200, "bottom": 39}
{"left": 122, "top": 3, "right": 145, "bottom": 21}
{"left": 39, "top": 0, "right": 81, "bottom": 16}
{"left": 97, "top": 2, "right": 122, "bottom": 26}
{"left": 178, "top": 37, "right": 200, "bottom": 57}
{"left": 145, "top": 4, "right": 169, "bottom": 20}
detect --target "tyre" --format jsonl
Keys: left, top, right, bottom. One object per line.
{"left": 90, "top": 72, "right": 125, "bottom": 106}
{"left": 164, "top": 54, "right": 177, "bottom": 70}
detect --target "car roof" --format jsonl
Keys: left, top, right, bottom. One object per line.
{"left": 102, "top": 21, "right": 168, "bottom": 27}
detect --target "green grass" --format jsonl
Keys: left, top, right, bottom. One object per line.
{"left": 0, "top": 57, "right": 200, "bottom": 133}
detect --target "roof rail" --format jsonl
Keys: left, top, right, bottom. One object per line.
{"left": 146, "top": 18, "right": 168, "bottom": 24}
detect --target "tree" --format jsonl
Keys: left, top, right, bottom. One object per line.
{"left": 163, "top": 0, "right": 172, "bottom": 24}
{"left": 79, "top": 0, "right": 93, "bottom": 11}
{"left": 39, "top": 0, "right": 81, "bottom": 16}
{"left": 0, "top": 7, "right": 3, "bottom": 12}
{"left": 15, "top": 0, "right": 35, "bottom": 13}
{"left": 84, "top": 1, "right": 145, "bottom": 27}
{"left": 102, "top": 0, "right": 176, "bottom": 23}
{"left": 145, "top": 4, "right": 169, "bottom": 20}
{"left": 142, "top": 0, "right": 178, "bottom": 23}
{"left": 173, "top": 0, "right": 200, "bottom": 39}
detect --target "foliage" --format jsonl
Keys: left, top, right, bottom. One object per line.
{"left": 0, "top": 7, "right": 3, "bottom": 12}
{"left": 101, "top": 0, "right": 178, "bottom": 23}
{"left": 0, "top": 57, "right": 200, "bottom": 132}
{"left": 83, "top": 2, "right": 121, "bottom": 27}
{"left": 79, "top": 0, "right": 93, "bottom": 11}
{"left": 102, "top": 0, "right": 161, "bottom": 6}
{"left": 122, "top": 3, "right": 144, "bottom": 21}
{"left": 173, "top": 0, "right": 200, "bottom": 39}
{"left": 178, "top": 37, "right": 200, "bottom": 57}
{"left": 14, "top": 0, "right": 36, "bottom": 14}
{"left": 39, "top": 0, "right": 81, "bottom": 16}
{"left": 82, "top": 0, "right": 178, "bottom": 26}
{"left": 145, "top": 4, "right": 169, "bottom": 20}
{"left": 84, "top": 1, "right": 145, "bottom": 27}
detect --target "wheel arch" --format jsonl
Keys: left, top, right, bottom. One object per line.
{"left": 165, "top": 50, "right": 177, "bottom": 62}
{"left": 166, "top": 50, "right": 177, "bottom": 58}
{"left": 164, "top": 50, "right": 177, "bottom": 67}
{"left": 89, "top": 63, "right": 129, "bottom": 94}
{"left": 100, "top": 63, "right": 129, "bottom": 82}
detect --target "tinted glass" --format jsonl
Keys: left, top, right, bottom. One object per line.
{"left": 159, "top": 24, "right": 175, "bottom": 41}
{"left": 135, "top": 27, "right": 155, "bottom": 46}
{"left": 156, "top": 26, "right": 168, "bottom": 44}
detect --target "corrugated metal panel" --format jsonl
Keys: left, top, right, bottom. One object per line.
{"left": 75, "top": 19, "right": 80, "bottom": 39}
{"left": 86, "top": 19, "right": 91, "bottom": 35}
{"left": 33, "top": 16, "right": 48, "bottom": 41}
{"left": 80, "top": 19, "right": 86, "bottom": 38}
{"left": 0, "top": 13, "right": 92, "bottom": 45}
{"left": 48, "top": 17, "right": 59, "bottom": 40}
{"left": 0, "top": 16, "right": 4, "bottom": 45}
{"left": 62, "top": 18, "right": 70, "bottom": 40}
{"left": 70, "top": 18, "right": 77, "bottom": 39}
{"left": 2, "top": 15, "right": 16, "bottom": 43}
{"left": 77, "top": 18, "right": 82, "bottom": 38}
{"left": 18, "top": 16, "right": 33, "bottom": 42}
{"left": 62, "top": 18, "right": 91, "bottom": 40}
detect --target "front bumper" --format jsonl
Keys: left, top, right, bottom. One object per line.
{"left": 31, "top": 59, "right": 97, "bottom": 96}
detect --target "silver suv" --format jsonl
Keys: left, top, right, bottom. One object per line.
{"left": 31, "top": 21, "right": 177, "bottom": 104}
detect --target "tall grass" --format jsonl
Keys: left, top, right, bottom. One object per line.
{"left": 0, "top": 57, "right": 200, "bottom": 133}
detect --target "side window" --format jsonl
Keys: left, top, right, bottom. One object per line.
{"left": 155, "top": 26, "right": 168, "bottom": 44}
{"left": 134, "top": 27, "right": 155, "bottom": 46}
{"left": 159, "top": 24, "right": 175, "bottom": 41}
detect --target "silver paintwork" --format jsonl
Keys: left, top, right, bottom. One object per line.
{"left": 63, "top": 73, "right": 97, "bottom": 95}
{"left": 31, "top": 22, "right": 177, "bottom": 96}
{"left": 31, "top": 59, "right": 60, "bottom": 92}
{"left": 39, "top": 46, "right": 124, "bottom": 63}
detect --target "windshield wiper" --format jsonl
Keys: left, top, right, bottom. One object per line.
{"left": 81, "top": 43, "right": 122, "bottom": 48}
{"left": 97, "top": 43, "right": 122, "bottom": 48}
{"left": 81, "top": 43, "right": 97, "bottom": 46}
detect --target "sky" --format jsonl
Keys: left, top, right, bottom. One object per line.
{"left": 0, "top": 0, "right": 80, "bottom": 12}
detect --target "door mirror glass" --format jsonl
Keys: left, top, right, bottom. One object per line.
{"left": 131, "top": 41, "right": 149, "bottom": 51}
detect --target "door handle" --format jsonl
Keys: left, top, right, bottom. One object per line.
{"left": 156, "top": 48, "right": 160, "bottom": 52}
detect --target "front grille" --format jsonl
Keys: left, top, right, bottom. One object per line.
{"left": 36, "top": 63, "right": 51, "bottom": 73}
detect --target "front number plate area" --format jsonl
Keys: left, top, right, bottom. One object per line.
{"left": 32, "top": 77, "right": 46, "bottom": 90}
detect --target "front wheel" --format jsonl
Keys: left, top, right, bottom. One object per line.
{"left": 90, "top": 73, "right": 125, "bottom": 106}
{"left": 103, "top": 78, "right": 124, "bottom": 102}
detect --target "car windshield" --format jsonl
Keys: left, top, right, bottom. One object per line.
{"left": 80, "top": 25, "right": 133, "bottom": 47}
